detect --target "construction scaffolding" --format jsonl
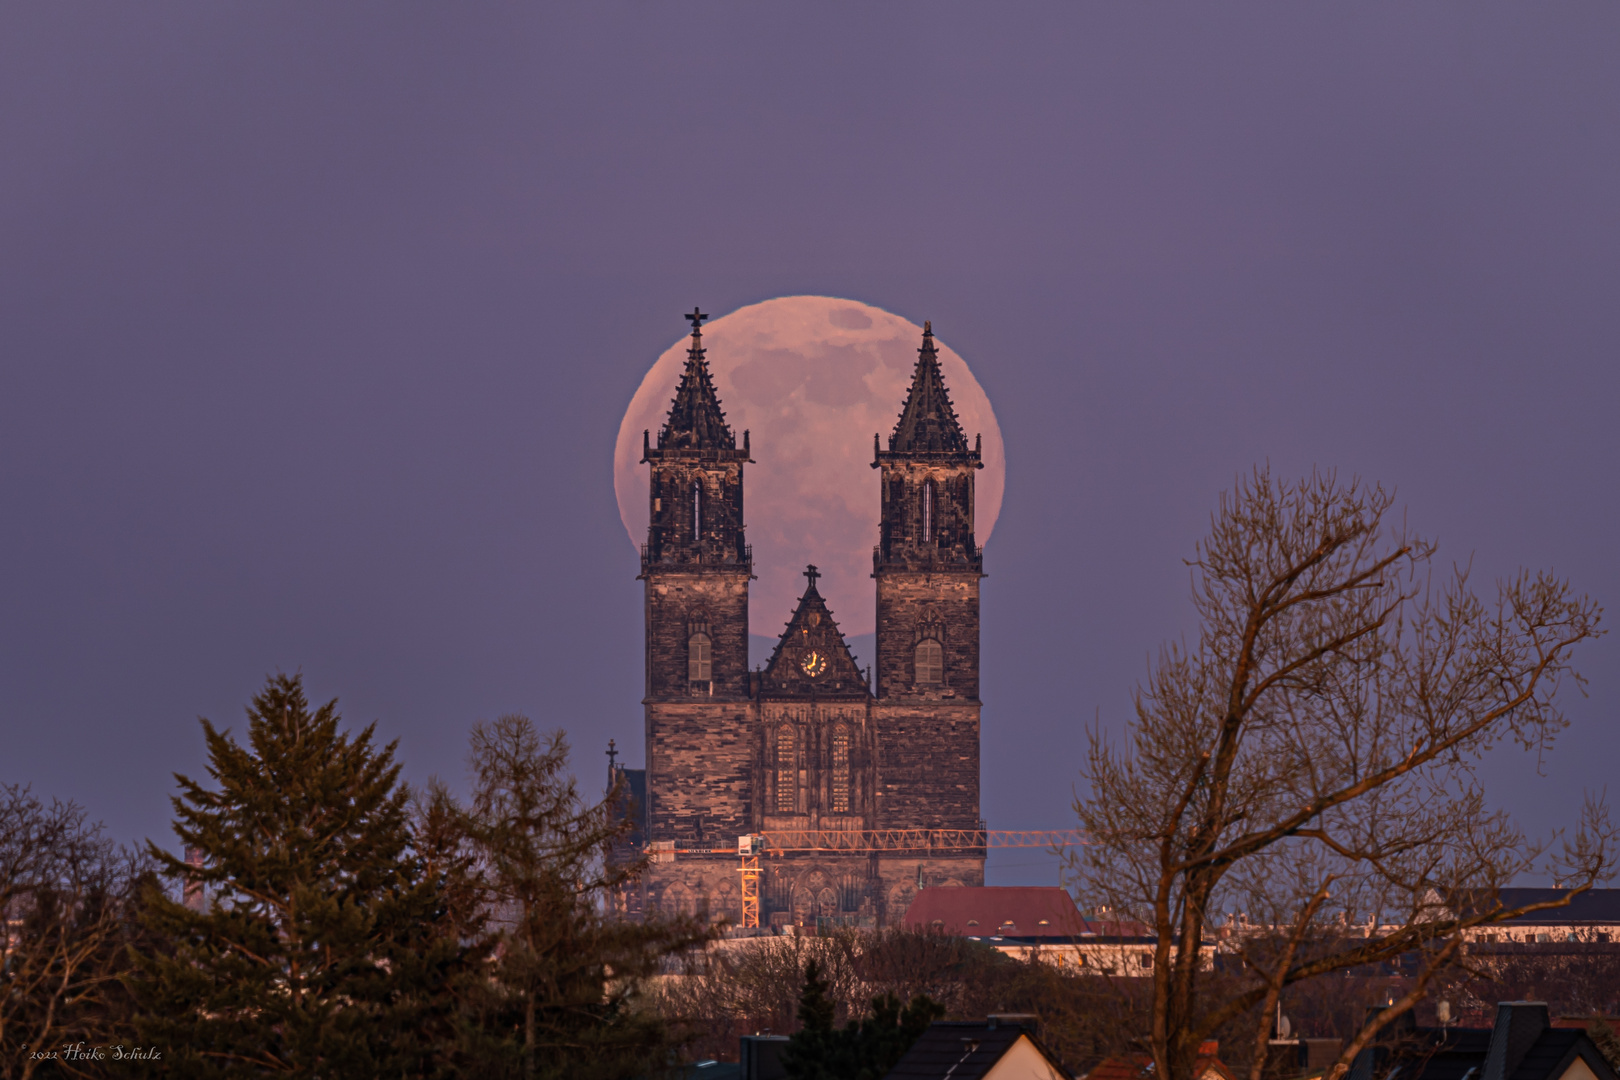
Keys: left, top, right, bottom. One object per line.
{"left": 681, "top": 829, "right": 1087, "bottom": 928}
{"left": 738, "top": 834, "right": 763, "bottom": 930}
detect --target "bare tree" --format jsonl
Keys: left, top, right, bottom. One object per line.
{"left": 0, "top": 783, "right": 148, "bottom": 1080}
{"left": 1068, "top": 469, "right": 1612, "bottom": 1080}
{"left": 652, "top": 927, "right": 1152, "bottom": 1071}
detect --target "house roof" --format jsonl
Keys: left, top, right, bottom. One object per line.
{"left": 1348, "top": 1003, "right": 1620, "bottom": 1080}
{"left": 1086, "top": 1049, "right": 1233, "bottom": 1080}
{"left": 886, "top": 1021, "right": 1071, "bottom": 1079}
{"left": 903, "top": 887, "right": 1150, "bottom": 939}
{"left": 1492, "top": 889, "right": 1620, "bottom": 925}
{"left": 1509, "top": 1031, "right": 1593, "bottom": 1080}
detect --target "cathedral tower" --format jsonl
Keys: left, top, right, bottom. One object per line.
{"left": 871, "top": 322, "right": 983, "bottom": 830}
{"left": 641, "top": 309, "right": 753, "bottom": 846}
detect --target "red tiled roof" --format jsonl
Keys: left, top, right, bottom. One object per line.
{"left": 902, "top": 886, "right": 1148, "bottom": 939}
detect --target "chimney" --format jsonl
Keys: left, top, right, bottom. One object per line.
{"left": 988, "top": 1014, "right": 1040, "bottom": 1037}
{"left": 1483, "top": 1003, "right": 1550, "bottom": 1080}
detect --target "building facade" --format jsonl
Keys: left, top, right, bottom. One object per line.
{"left": 624, "top": 309, "right": 986, "bottom": 928}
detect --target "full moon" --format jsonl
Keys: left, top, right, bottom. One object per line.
{"left": 614, "top": 296, "right": 1005, "bottom": 638}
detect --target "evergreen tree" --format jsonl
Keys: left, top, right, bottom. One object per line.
{"left": 783, "top": 960, "right": 943, "bottom": 1080}
{"left": 444, "top": 715, "right": 712, "bottom": 1080}
{"left": 782, "top": 959, "right": 839, "bottom": 1075}
{"left": 130, "top": 674, "right": 465, "bottom": 1078}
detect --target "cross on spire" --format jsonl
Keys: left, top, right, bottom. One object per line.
{"left": 656, "top": 304, "right": 735, "bottom": 451}
{"left": 605, "top": 739, "right": 618, "bottom": 790}
{"left": 804, "top": 564, "right": 820, "bottom": 590}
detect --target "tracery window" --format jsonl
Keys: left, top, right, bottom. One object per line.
{"left": 831, "top": 726, "right": 850, "bottom": 813}
{"left": 776, "top": 726, "right": 797, "bottom": 813}
{"left": 688, "top": 632, "right": 712, "bottom": 683}
{"left": 915, "top": 639, "right": 943, "bottom": 686}
{"left": 922, "top": 479, "right": 934, "bottom": 543}
{"left": 692, "top": 481, "right": 702, "bottom": 539}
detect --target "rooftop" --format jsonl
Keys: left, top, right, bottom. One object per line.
{"left": 902, "top": 886, "right": 1151, "bottom": 940}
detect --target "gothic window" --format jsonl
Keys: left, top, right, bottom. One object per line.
{"left": 775, "top": 726, "right": 796, "bottom": 813}
{"left": 915, "top": 639, "right": 943, "bottom": 686}
{"left": 831, "top": 726, "right": 850, "bottom": 813}
{"left": 922, "top": 479, "right": 934, "bottom": 542}
{"left": 692, "top": 481, "right": 702, "bottom": 539}
{"left": 688, "top": 632, "right": 712, "bottom": 683}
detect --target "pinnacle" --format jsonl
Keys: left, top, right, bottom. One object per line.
{"left": 888, "top": 322, "right": 968, "bottom": 454}
{"left": 658, "top": 315, "right": 735, "bottom": 451}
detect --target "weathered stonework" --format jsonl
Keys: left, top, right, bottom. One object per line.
{"left": 631, "top": 315, "right": 989, "bottom": 928}
{"left": 874, "top": 572, "right": 981, "bottom": 703}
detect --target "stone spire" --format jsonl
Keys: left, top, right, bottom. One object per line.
{"left": 888, "top": 321, "right": 968, "bottom": 454}
{"left": 659, "top": 307, "right": 736, "bottom": 452}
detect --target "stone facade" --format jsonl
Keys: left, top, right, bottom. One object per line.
{"left": 629, "top": 314, "right": 986, "bottom": 928}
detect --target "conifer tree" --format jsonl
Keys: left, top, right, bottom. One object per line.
{"left": 131, "top": 673, "right": 465, "bottom": 1078}
{"left": 783, "top": 960, "right": 944, "bottom": 1080}
{"left": 442, "top": 715, "right": 712, "bottom": 1080}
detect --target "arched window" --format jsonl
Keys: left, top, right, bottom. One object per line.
{"left": 692, "top": 481, "right": 702, "bottom": 539}
{"left": 688, "top": 632, "right": 712, "bottom": 684}
{"left": 915, "top": 639, "right": 943, "bottom": 686}
{"left": 922, "top": 479, "right": 934, "bottom": 542}
{"left": 775, "top": 726, "right": 796, "bottom": 813}
{"left": 830, "top": 726, "right": 850, "bottom": 813}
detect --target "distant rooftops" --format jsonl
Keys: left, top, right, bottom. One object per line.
{"left": 1346, "top": 1002, "right": 1619, "bottom": 1080}
{"left": 902, "top": 886, "right": 1150, "bottom": 940}
{"left": 1489, "top": 889, "right": 1620, "bottom": 925}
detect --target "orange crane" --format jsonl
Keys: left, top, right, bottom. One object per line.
{"left": 672, "top": 829, "right": 1087, "bottom": 929}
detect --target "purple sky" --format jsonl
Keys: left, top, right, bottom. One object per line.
{"left": 2, "top": 6, "right": 1616, "bottom": 886}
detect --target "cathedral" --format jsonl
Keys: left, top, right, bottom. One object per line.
{"left": 620, "top": 309, "right": 986, "bottom": 928}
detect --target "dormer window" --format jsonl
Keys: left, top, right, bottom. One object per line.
{"left": 915, "top": 639, "right": 943, "bottom": 686}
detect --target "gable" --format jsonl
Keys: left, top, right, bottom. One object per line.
{"left": 984, "top": 1033, "right": 1069, "bottom": 1080}
{"left": 760, "top": 568, "right": 869, "bottom": 697}
{"left": 888, "top": 1024, "right": 1072, "bottom": 1080}
{"left": 1558, "top": 1057, "right": 1601, "bottom": 1080}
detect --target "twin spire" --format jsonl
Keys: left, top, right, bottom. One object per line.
{"left": 655, "top": 307, "right": 972, "bottom": 459}
{"left": 657, "top": 307, "right": 737, "bottom": 452}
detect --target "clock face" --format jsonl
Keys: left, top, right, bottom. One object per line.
{"left": 801, "top": 651, "right": 827, "bottom": 677}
